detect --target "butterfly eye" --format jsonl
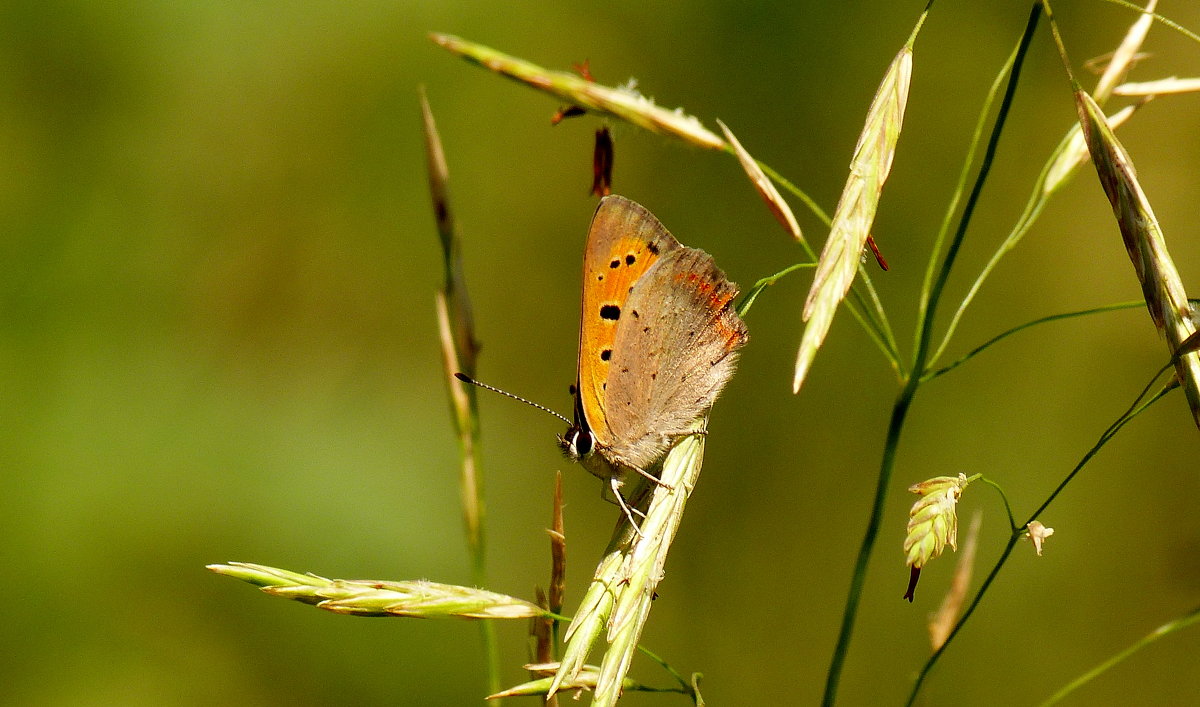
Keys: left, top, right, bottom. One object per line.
{"left": 561, "top": 426, "right": 593, "bottom": 460}
{"left": 573, "top": 429, "right": 595, "bottom": 457}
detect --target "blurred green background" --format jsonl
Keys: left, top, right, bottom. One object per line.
{"left": 3, "top": 1, "right": 1199, "bottom": 704}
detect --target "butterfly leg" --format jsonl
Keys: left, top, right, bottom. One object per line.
{"left": 628, "top": 464, "right": 673, "bottom": 491}
{"left": 608, "top": 477, "right": 647, "bottom": 538}
{"left": 600, "top": 478, "right": 646, "bottom": 518}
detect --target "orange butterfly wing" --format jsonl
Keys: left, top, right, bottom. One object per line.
{"left": 576, "top": 196, "right": 682, "bottom": 448}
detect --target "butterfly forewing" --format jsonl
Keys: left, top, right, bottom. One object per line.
{"left": 577, "top": 196, "right": 682, "bottom": 448}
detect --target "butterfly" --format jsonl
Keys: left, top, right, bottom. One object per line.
{"left": 559, "top": 195, "right": 749, "bottom": 504}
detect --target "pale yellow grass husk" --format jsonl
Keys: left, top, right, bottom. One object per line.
{"left": 551, "top": 433, "right": 706, "bottom": 705}
{"left": 795, "top": 45, "right": 911, "bottom": 392}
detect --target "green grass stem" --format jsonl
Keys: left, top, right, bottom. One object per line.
{"left": 923, "top": 301, "right": 1145, "bottom": 381}
{"left": 1038, "top": 604, "right": 1200, "bottom": 706}
{"left": 821, "top": 7, "right": 1041, "bottom": 705}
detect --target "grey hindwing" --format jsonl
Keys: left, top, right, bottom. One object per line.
{"left": 603, "top": 246, "right": 748, "bottom": 470}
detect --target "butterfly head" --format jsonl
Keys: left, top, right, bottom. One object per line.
{"left": 560, "top": 421, "right": 620, "bottom": 483}
{"left": 559, "top": 423, "right": 596, "bottom": 461}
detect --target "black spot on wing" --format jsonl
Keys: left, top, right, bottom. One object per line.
{"left": 600, "top": 305, "right": 621, "bottom": 320}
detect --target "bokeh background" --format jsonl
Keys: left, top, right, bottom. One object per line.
{"left": 3, "top": 1, "right": 1199, "bottom": 704}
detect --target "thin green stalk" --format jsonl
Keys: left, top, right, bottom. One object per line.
{"left": 737, "top": 263, "right": 814, "bottom": 317}
{"left": 918, "top": 34, "right": 1020, "bottom": 337}
{"left": 636, "top": 644, "right": 696, "bottom": 694}
{"left": 821, "top": 382, "right": 917, "bottom": 707}
{"left": 905, "top": 378, "right": 1174, "bottom": 705}
{"left": 1027, "top": 364, "right": 1173, "bottom": 521}
{"left": 756, "top": 158, "right": 830, "bottom": 226}
{"left": 743, "top": 257, "right": 901, "bottom": 375}
{"left": 1097, "top": 0, "right": 1200, "bottom": 44}
{"left": 848, "top": 286, "right": 905, "bottom": 377}
{"left": 977, "top": 476, "right": 1017, "bottom": 531}
{"left": 1039, "top": 604, "right": 1200, "bottom": 706}
{"left": 928, "top": 163, "right": 1048, "bottom": 369}
{"left": 923, "top": 301, "right": 1145, "bottom": 381}
{"left": 821, "top": 7, "right": 1041, "bottom": 705}
{"left": 859, "top": 269, "right": 902, "bottom": 374}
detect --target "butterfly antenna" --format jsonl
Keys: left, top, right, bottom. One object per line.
{"left": 454, "top": 372, "right": 572, "bottom": 425}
